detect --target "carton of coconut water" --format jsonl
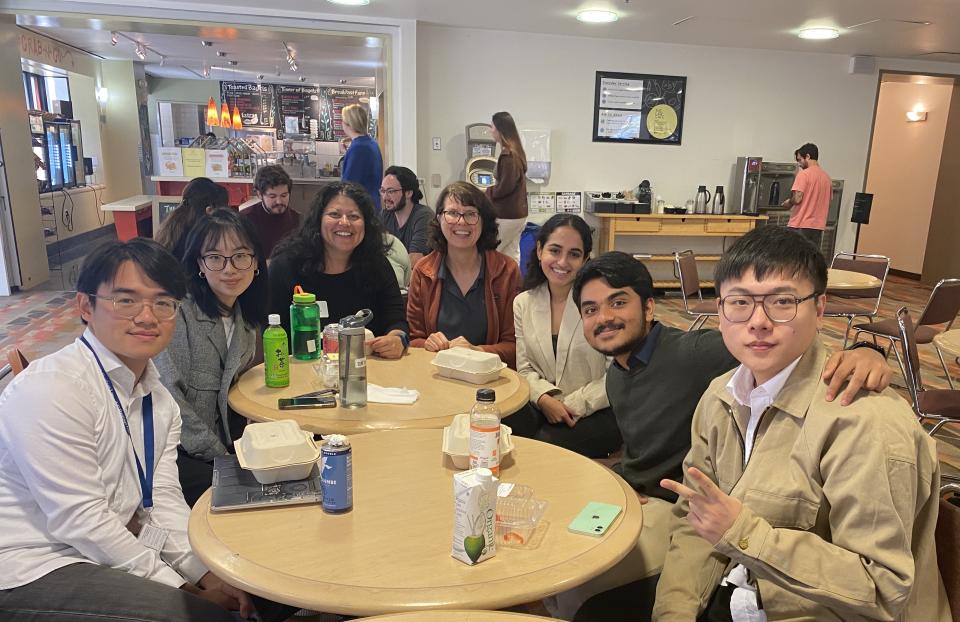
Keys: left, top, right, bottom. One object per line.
{"left": 451, "top": 467, "right": 498, "bottom": 565}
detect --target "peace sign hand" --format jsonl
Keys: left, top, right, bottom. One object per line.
{"left": 661, "top": 467, "right": 742, "bottom": 545}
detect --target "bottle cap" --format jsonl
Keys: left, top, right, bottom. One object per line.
{"left": 267, "top": 313, "right": 281, "bottom": 325}
{"left": 293, "top": 292, "right": 317, "bottom": 304}
{"left": 476, "top": 467, "right": 493, "bottom": 481}
{"left": 476, "top": 388, "right": 496, "bottom": 402}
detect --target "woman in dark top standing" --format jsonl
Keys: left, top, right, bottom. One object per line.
{"left": 268, "top": 182, "right": 407, "bottom": 359}
{"left": 486, "top": 111, "right": 528, "bottom": 263}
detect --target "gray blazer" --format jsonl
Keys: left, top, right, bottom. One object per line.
{"left": 513, "top": 284, "right": 610, "bottom": 418}
{"left": 154, "top": 297, "right": 257, "bottom": 461}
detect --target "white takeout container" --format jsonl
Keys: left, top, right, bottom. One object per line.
{"left": 432, "top": 347, "right": 506, "bottom": 384}
{"left": 235, "top": 420, "right": 321, "bottom": 484}
{"left": 442, "top": 413, "right": 514, "bottom": 469}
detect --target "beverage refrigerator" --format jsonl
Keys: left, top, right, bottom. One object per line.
{"left": 30, "top": 114, "right": 84, "bottom": 193}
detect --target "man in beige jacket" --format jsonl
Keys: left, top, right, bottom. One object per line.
{"left": 655, "top": 226, "right": 949, "bottom": 621}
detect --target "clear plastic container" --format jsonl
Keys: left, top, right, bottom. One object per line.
{"left": 496, "top": 484, "right": 549, "bottom": 548}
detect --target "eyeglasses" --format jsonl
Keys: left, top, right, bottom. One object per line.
{"left": 379, "top": 187, "right": 402, "bottom": 196}
{"left": 200, "top": 252, "right": 255, "bottom": 271}
{"left": 88, "top": 294, "right": 181, "bottom": 321}
{"left": 323, "top": 211, "right": 364, "bottom": 223}
{"left": 440, "top": 210, "right": 480, "bottom": 225}
{"left": 719, "top": 292, "right": 820, "bottom": 324}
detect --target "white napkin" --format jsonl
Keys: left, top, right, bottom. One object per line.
{"left": 367, "top": 383, "right": 420, "bottom": 405}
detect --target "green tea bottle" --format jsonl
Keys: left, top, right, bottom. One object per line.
{"left": 263, "top": 313, "right": 290, "bottom": 388}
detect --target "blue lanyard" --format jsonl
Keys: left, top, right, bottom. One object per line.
{"left": 80, "top": 336, "right": 155, "bottom": 511}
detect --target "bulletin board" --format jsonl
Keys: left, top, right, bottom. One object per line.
{"left": 592, "top": 71, "right": 686, "bottom": 145}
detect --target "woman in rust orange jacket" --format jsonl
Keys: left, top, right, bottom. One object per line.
{"left": 406, "top": 181, "right": 520, "bottom": 368}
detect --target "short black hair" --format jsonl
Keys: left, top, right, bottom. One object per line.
{"left": 254, "top": 165, "right": 293, "bottom": 194}
{"left": 383, "top": 165, "right": 423, "bottom": 203}
{"left": 181, "top": 208, "right": 269, "bottom": 327}
{"left": 428, "top": 181, "right": 499, "bottom": 254}
{"left": 77, "top": 238, "right": 186, "bottom": 322}
{"left": 713, "top": 226, "right": 827, "bottom": 294}
{"left": 795, "top": 143, "right": 819, "bottom": 160}
{"left": 523, "top": 213, "right": 593, "bottom": 292}
{"left": 573, "top": 251, "right": 654, "bottom": 309}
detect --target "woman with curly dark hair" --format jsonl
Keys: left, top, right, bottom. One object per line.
{"left": 406, "top": 181, "right": 520, "bottom": 367}
{"left": 268, "top": 182, "right": 407, "bottom": 359}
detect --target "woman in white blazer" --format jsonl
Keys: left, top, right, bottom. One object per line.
{"left": 503, "top": 214, "right": 621, "bottom": 458}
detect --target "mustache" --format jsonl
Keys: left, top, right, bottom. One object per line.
{"left": 594, "top": 321, "right": 625, "bottom": 336}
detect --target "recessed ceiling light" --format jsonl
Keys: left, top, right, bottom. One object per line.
{"left": 798, "top": 27, "right": 840, "bottom": 40}
{"left": 577, "top": 10, "right": 619, "bottom": 24}
{"left": 201, "top": 40, "right": 213, "bottom": 47}
{"left": 327, "top": 0, "right": 370, "bottom": 5}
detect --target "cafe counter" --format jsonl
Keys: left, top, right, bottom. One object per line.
{"left": 149, "top": 175, "right": 340, "bottom": 213}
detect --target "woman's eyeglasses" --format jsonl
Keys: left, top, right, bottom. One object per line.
{"left": 440, "top": 210, "right": 480, "bottom": 225}
{"left": 200, "top": 252, "right": 255, "bottom": 271}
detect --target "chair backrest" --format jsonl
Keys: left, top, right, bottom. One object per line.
{"left": 829, "top": 252, "right": 890, "bottom": 303}
{"left": 918, "top": 278, "right": 960, "bottom": 328}
{"left": 897, "top": 307, "right": 925, "bottom": 413}
{"left": 937, "top": 485, "right": 960, "bottom": 620}
{"left": 7, "top": 349, "right": 28, "bottom": 376}
{"left": 674, "top": 250, "right": 702, "bottom": 309}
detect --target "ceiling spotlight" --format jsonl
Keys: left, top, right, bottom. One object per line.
{"left": 228, "top": 60, "right": 238, "bottom": 66}
{"left": 339, "top": 79, "right": 347, "bottom": 84}
{"left": 135, "top": 43, "right": 146, "bottom": 60}
{"left": 576, "top": 10, "right": 619, "bottom": 23}
{"left": 290, "top": 61, "right": 298, "bottom": 72}
{"left": 216, "top": 50, "right": 227, "bottom": 57}
{"left": 201, "top": 40, "right": 213, "bottom": 47}
{"left": 798, "top": 26, "right": 840, "bottom": 40}
{"left": 110, "top": 31, "right": 119, "bottom": 46}
{"left": 299, "top": 76, "right": 306, "bottom": 82}
{"left": 327, "top": 0, "right": 371, "bottom": 5}
{"left": 159, "top": 55, "right": 166, "bottom": 67}
{"left": 257, "top": 74, "right": 264, "bottom": 80}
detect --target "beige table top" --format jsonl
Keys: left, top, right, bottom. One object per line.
{"left": 827, "top": 268, "right": 882, "bottom": 290}
{"left": 189, "top": 429, "right": 643, "bottom": 616}
{"left": 228, "top": 348, "right": 529, "bottom": 435}
{"left": 101, "top": 194, "right": 153, "bottom": 212}
{"left": 361, "top": 612, "right": 553, "bottom": 621}
{"left": 934, "top": 329, "right": 960, "bottom": 359}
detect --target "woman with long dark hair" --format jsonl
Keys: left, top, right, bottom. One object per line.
{"left": 268, "top": 182, "right": 407, "bottom": 358}
{"left": 154, "top": 208, "right": 269, "bottom": 505}
{"left": 407, "top": 181, "right": 520, "bottom": 367}
{"left": 155, "top": 177, "right": 229, "bottom": 261}
{"left": 487, "top": 111, "right": 528, "bottom": 263}
{"left": 503, "top": 213, "right": 621, "bottom": 458}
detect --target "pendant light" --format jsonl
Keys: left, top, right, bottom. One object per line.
{"left": 220, "top": 102, "right": 231, "bottom": 127}
{"left": 206, "top": 97, "right": 220, "bottom": 127}
{"left": 232, "top": 104, "right": 243, "bottom": 130}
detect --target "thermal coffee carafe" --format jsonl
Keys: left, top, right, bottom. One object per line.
{"left": 711, "top": 186, "right": 725, "bottom": 214}
{"left": 768, "top": 181, "right": 781, "bottom": 207}
{"left": 694, "top": 185, "right": 712, "bottom": 214}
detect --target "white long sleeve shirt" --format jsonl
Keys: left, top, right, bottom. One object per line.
{"left": 0, "top": 329, "right": 207, "bottom": 589}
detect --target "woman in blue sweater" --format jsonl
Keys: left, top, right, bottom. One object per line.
{"left": 340, "top": 103, "right": 383, "bottom": 211}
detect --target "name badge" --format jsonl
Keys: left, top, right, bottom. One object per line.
{"left": 138, "top": 522, "right": 169, "bottom": 552}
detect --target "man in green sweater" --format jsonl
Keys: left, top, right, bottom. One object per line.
{"left": 543, "top": 251, "right": 892, "bottom": 621}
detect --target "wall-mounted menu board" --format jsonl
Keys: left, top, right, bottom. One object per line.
{"left": 321, "top": 86, "right": 377, "bottom": 142}
{"left": 221, "top": 82, "right": 276, "bottom": 129}
{"left": 277, "top": 84, "right": 322, "bottom": 137}
{"left": 592, "top": 71, "right": 686, "bottom": 145}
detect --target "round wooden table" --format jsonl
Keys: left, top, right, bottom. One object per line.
{"left": 189, "top": 429, "right": 644, "bottom": 616}
{"left": 826, "top": 268, "right": 882, "bottom": 290}
{"left": 228, "top": 348, "right": 529, "bottom": 435}
{"left": 361, "top": 612, "right": 553, "bottom": 621}
{"left": 934, "top": 329, "right": 960, "bottom": 360}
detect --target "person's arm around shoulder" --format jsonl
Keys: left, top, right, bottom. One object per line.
{"left": 154, "top": 309, "right": 227, "bottom": 461}
{"left": 821, "top": 342, "right": 892, "bottom": 405}
{"left": 0, "top": 372, "right": 185, "bottom": 587}
{"left": 654, "top": 398, "right": 730, "bottom": 621}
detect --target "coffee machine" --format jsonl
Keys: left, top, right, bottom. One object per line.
{"left": 729, "top": 156, "right": 798, "bottom": 215}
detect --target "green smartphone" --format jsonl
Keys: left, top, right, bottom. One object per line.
{"left": 567, "top": 501, "right": 623, "bottom": 537}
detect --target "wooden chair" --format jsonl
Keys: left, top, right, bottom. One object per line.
{"left": 674, "top": 250, "right": 717, "bottom": 331}
{"left": 823, "top": 252, "right": 890, "bottom": 348}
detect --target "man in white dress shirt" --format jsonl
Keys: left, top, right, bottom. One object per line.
{"left": 0, "top": 239, "right": 271, "bottom": 621}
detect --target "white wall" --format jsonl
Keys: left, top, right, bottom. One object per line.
{"left": 415, "top": 26, "right": 907, "bottom": 255}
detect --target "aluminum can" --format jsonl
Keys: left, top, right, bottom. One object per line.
{"left": 321, "top": 434, "right": 353, "bottom": 513}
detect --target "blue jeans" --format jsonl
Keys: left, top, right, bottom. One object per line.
{"left": 0, "top": 563, "right": 293, "bottom": 622}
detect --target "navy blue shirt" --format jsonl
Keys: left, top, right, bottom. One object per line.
{"left": 341, "top": 135, "right": 384, "bottom": 211}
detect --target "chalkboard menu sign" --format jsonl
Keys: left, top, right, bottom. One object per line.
{"left": 221, "top": 82, "right": 276, "bottom": 129}
{"left": 323, "top": 87, "right": 376, "bottom": 142}
{"left": 277, "top": 84, "right": 322, "bottom": 137}
{"left": 592, "top": 71, "right": 686, "bottom": 145}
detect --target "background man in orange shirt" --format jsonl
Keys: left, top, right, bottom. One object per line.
{"left": 781, "top": 142, "right": 832, "bottom": 250}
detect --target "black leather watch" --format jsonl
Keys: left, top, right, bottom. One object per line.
{"left": 848, "top": 340, "right": 886, "bottom": 357}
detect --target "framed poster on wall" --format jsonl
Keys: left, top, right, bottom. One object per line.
{"left": 592, "top": 71, "right": 686, "bottom": 145}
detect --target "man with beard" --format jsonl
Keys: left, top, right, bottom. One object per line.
{"left": 239, "top": 165, "right": 299, "bottom": 258}
{"left": 545, "top": 251, "right": 892, "bottom": 621}
{"left": 379, "top": 165, "right": 432, "bottom": 268}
